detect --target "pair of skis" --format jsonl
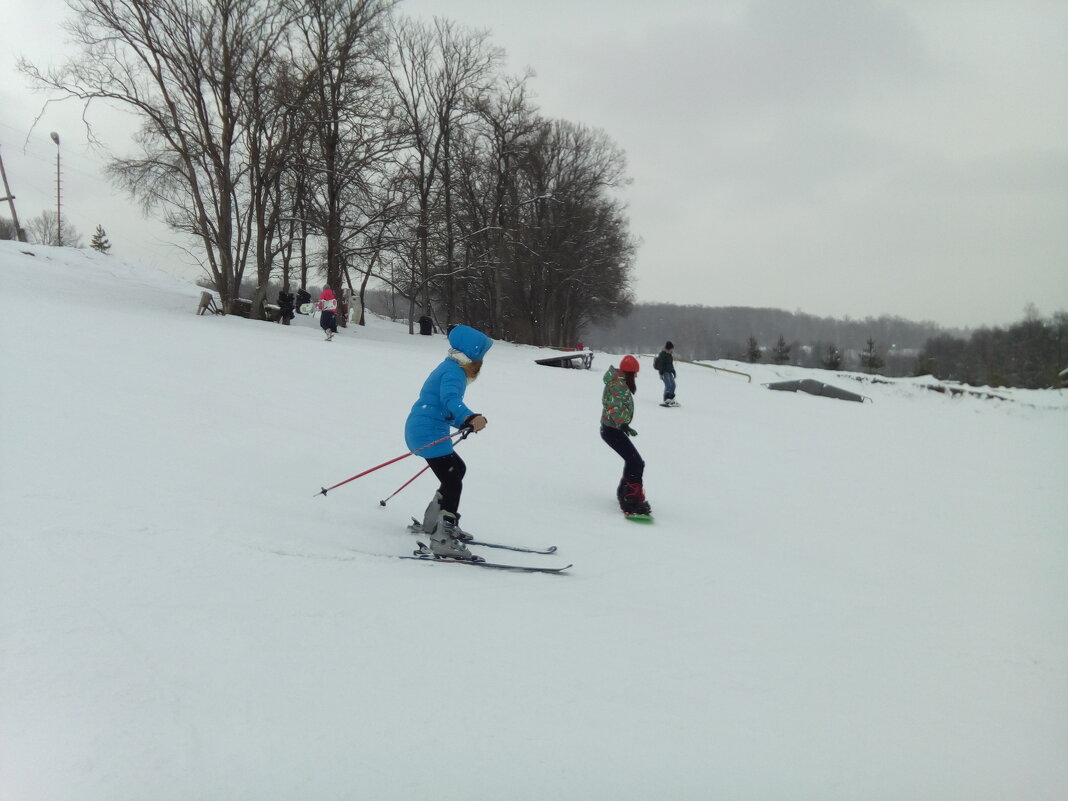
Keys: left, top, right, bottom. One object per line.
{"left": 403, "top": 517, "right": 570, "bottom": 574}
{"left": 400, "top": 511, "right": 653, "bottom": 573}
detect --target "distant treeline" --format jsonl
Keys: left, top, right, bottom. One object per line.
{"left": 584, "top": 303, "right": 1067, "bottom": 388}
{"left": 918, "top": 313, "right": 1068, "bottom": 389}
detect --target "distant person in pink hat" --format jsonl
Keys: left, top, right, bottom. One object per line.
{"left": 317, "top": 287, "right": 338, "bottom": 341}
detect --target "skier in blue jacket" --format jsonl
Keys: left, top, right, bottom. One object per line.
{"left": 405, "top": 324, "right": 491, "bottom": 559}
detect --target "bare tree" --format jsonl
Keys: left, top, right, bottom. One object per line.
{"left": 500, "top": 119, "right": 634, "bottom": 345}
{"left": 382, "top": 16, "right": 503, "bottom": 330}
{"left": 21, "top": 0, "right": 295, "bottom": 312}
{"left": 27, "top": 210, "right": 83, "bottom": 248}
{"left": 292, "top": 0, "right": 397, "bottom": 319}
{"left": 456, "top": 72, "right": 540, "bottom": 336}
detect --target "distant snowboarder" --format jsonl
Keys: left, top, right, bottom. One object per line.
{"left": 654, "top": 341, "right": 679, "bottom": 406}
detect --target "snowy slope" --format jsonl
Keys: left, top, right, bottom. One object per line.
{"left": 2, "top": 241, "right": 1067, "bottom": 801}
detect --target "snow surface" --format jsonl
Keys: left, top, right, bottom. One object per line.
{"left": 2, "top": 241, "right": 1067, "bottom": 801}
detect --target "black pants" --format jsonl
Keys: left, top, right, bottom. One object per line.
{"left": 425, "top": 452, "right": 467, "bottom": 516}
{"left": 600, "top": 425, "right": 644, "bottom": 483}
{"left": 320, "top": 310, "right": 338, "bottom": 333}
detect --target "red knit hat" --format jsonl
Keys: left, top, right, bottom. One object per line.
{"left": 620, "top": 355, "right": 640, "bottom": 373}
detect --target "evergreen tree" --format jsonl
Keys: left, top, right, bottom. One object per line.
{"left": 861, "top": 337, "right": 885, "bottom": 373}
{"left": 823, "top": 344, "right": 842, "bottom": 370}
{"left": 90, "top": 225, "right": 112, "bottom": 254}
{"left": 746, "top": 335, "right": 762, "bottom": 363}
{"left": 772, "top": 335, "right": 791, "bottom": 364}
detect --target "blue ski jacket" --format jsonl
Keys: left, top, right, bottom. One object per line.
{"left": 404, "top": 325, "right": 493, "bottom": 458}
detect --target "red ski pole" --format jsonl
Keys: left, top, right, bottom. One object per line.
{"left": 315, "top": 429, "right": 468, "bottom": 497}
{"left": 378, "top": 463, "right": 431, "bottom": 507}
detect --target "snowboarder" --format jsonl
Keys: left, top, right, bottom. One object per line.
{"left": 405, "top": 324, "right": 492, "bottom": 559}
{"left": 654, "top": 341, "right": 679, "bottom": 406}
{"left": 277, "top": 285, "right": 295, "bottom": 325}
{"left": 600, "top": 354, "right": 652, "bottom": 517}
{"left": 318, "top": 287, "right": 338, "bottom": 341}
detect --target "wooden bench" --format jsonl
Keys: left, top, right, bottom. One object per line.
{"left": 196, "top": 291, "right": 222, "bottom": 315}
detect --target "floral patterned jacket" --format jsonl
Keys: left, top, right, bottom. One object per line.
{"left": 600, "top": 366, "right": 634, "bottom": 428}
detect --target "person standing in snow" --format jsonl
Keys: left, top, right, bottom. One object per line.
{"left": 318, "top": 287, "right": 338, "bottom": 341}
{"left": 405, "top": 324, "right": 492, "bottom": 560}
{"left": 277, "top": 285, "right": 295, "bottom": 325}
{"left": 654, "top": 340, "right": 679, "bottom": 406}
{"left": 600, "top": 354, "right": 652, "bottom": 516}
{"left": 296, "top": 287, "right": 312, "bottom": 314}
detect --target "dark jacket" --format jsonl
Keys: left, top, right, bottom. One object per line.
{"left": 277, "top": 291, "right": 295, "bottom": 319}
{"left": 654, "top": 349, "right": 675, "bottom": 375}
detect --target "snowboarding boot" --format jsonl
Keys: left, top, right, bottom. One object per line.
{"left": 429, "top": 512, "right": 477, "bottom": 560}
{"left": 620, "top": 481, "right": 652, "bottom": 516}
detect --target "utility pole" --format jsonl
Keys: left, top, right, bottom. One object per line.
{"left": 50, "top": 131, "right": 62, "bottom": 246}
{"left": 0, "top": 146, "right": 27, "bottom": 242}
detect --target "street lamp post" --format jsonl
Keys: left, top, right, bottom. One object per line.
{"left": 49, "top": 131, "right": 61, "bottom": 246}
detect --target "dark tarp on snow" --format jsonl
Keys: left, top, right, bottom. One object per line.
{"left": 535, "top": 351, "right": 593, "bottom": 369}
{"left": 764, "top": 378, "right": 868, "bottom": 403}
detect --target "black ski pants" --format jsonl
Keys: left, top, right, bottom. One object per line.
{"left": 600, "top": 425, "right": 644, "bottom": 483}
{"left": 425, "top": 452, "right": 467, "bottom": 516}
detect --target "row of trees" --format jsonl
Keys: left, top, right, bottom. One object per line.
{"left": 586, "top": 302, "right": 953, "bottom": 373}
{"left": 742, "top": 335, "right": 884, "bottom": 373}
{"left": 916, "top": 311, "right": 1067, "bottom": 389}
{"left": 586, "top": 302, "right": 959, "bottom": 357}
{"left": 586, "top": 300, "right": 1066, "bottom": 387}
{"left": 21, "top": 0, "right": 635, "bottom": 345}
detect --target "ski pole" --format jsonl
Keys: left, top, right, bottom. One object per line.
{"left": 378, "top": 463, "right": 431, "bottom": 507}
{"left": 315, "top": 429, "right": 469, "bottom": 497}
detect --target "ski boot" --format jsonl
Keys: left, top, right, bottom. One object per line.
{"left": 415, "top": 491, "right": 473, "bottom": 541}
{"left": 418, "top": 491, "right": 443, "bottom": 533}
{"left": 429, "top": 512, "right": 480, "bottom": 560}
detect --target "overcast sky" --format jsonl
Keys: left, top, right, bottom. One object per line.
{"left": 2, "top": 0, "right": 1065, "bottom": 328}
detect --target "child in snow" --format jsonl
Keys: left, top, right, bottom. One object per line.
{"left": 654, "top": 340, "right": 678, "bottom": 406}
{"left": 318, "top": 287, "right": 338, "bottom": 340}
{"left": 600, "top": 355, "right": 652, "bottom": 516}
{"left": 405, "top": 325, "right": 492, "bottom": 559}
